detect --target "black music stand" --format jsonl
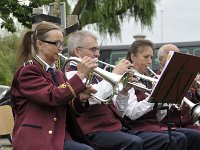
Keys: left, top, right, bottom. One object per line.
{"left": 149, "top": 51, "right": 200, "bottom": 149}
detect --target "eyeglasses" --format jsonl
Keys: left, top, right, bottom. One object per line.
{"left": 40, "top": 40, "right": 64, "bottom": 48}
{"left": 78, "top": 46, "right": 100, "bottom": 53}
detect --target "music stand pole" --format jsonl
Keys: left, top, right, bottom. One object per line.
{"left": 167, "top": 107, "right": 174, "bottom": 149}
{"left": 149, "top": 52, "right": 200, "bottom": 149}
{"left": 159, "top": 105, "right": 174, "bottom": 149}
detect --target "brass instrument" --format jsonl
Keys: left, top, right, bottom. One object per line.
{"left": 58, "top": 53, "right": 129, "bottom": 102}
{"left": 196, "top": 81, "right": 200, "bottom": 88}
{"left": 129, "top": 68, "right": 158, "bottom": 83}
{"left": 90, "top": 60, "right": 200, "bottom": 124}
{"left": 139, "top": 68, "right": 200, "bottom": 124}
{"left": 147, "top": 66, "right": 159, "bottom": 79}
{"left": 182, "top": 97, "right": 200, "bottom": 123}
{"left": 92, "top": 60, "right": 200, "bottom": 123}
{"left": 92, "top": 60, "right": 157, "bottom": 93}
{"left": 194, "top": 80, "right": 200, "bottom": 89}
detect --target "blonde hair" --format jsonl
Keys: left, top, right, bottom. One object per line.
{"left": 18, "top": 22, "right": 63, "bottom": 66}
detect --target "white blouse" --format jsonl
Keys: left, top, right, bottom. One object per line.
{"left": 113, "top": 88, "right": 155, "bottom": 120}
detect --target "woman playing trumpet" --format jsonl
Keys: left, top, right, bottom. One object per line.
{"left": 11, "top": 22, "right": 98, "bottom": 150}
{"left": 113, "top": 39, "right": 200, "bottom": 150}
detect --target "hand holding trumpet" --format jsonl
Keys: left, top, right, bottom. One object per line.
{"left": 112, "top": 59, "right": 133, "bottom": 75}
{"left": 120, "top": 74, "right": 138, "bottom": 96}
{"left": 76, "top": 56, "right": 98, "bottom": 80}
{"left": 79, "top": 85, "right": 97, "bottom": 102}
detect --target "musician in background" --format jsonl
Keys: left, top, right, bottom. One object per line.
{"left": 11, "top": 22, "right": 98, "bottom": 150}
{"left": 65, "top": 30, "right": 182, "bottom": 150}
{"left": 113, "top": 39, "right": 200, "bottom": 150}
{"left": 157, "top": 44, "right": 200, "bottom": 129}
{"left": 157, "top": 44, "right": 179, "bottom": 73}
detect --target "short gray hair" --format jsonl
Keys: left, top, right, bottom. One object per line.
{"left": 157, "top": 46, "right": 166, "bottom": 58}
{"left": 67, "top": 30, "right": 98, "bottom": 56}
{"left": 158, "top": 44, "right": 179, "bottom": 58}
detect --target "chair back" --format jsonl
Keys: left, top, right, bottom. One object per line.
{"left": 0, "top": 105, "right": 14, "bottom": 135}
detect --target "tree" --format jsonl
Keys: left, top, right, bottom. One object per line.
{"left": 73, "top": 0, "right": 157, "bottom": 37}
{"left": 0, "top": 0, "right": 53, "bottom": 32}
{"left": 0, "top": 33, "right": 20, "bottom": 85}
{"left": 0, "top": 0, "right": 157, "bottom": 38}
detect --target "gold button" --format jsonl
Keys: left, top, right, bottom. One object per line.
{"left": 53, "top": 118, "right": 57, "bottom": 121}
{"left": 48, "top": 130, "right": 53, "bottom": 135}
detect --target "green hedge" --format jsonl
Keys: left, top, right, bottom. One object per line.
{"left": 0, "top": 34, "right": 19, "bottom": 85}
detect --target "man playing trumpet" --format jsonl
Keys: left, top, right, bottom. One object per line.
{"left": 63, "top": 30, "right": 189, "bottom": 150}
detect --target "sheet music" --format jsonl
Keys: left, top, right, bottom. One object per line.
{"left": 150, "top": 51, "right": 175, "bottom": 98}
{"left": 149, "top": 51, "right": 200, "bottom": 104}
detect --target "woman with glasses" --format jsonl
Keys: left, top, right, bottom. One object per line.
{"left": 11, "top": 22, "right": 98, "bottom": 150}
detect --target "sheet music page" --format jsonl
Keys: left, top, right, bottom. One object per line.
{"left": 149, "top": 51, "right": 175, "bottom": 100}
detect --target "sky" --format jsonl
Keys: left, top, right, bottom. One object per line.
{"left": 85, "top": 0, "right": 200, "bottom": 45}
{"left": 1, "top": 0, "right": 200, "bottom": 46}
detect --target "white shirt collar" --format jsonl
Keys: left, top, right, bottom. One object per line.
{"left": 36, "top": 55, "right": 56, "bottom": 71}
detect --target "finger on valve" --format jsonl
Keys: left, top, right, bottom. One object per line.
{"left": 112, "top": 59, "right": 132, "bottom": 75}
{"left": 76, "top": 57, "right": 95, "bottom": 79}
{"left": 79, "top": 92, "right": 92, "bottom": 102}
{"left": 86, "top": 85, "right": 97, "bottom": 94}
{"left": 79, "top": 86, "right": 97, "bottom": 102}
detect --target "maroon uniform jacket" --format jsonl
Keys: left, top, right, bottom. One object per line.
{"left": 123, "top": 85, "right": 169, "bottom": 132}
{"left": 66, "top": 65, "right": 128, "bottom": 137}
{"left": 11, "top": 56, "right": 89, "bottom": 150}
{"left": 123, "top": 76, "right": 177, "bottom": 131}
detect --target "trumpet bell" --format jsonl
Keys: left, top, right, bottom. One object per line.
{"left": 190, "top": 103, "right": 200, "bottom": 123}
{"left": 182, "top": 97, "right": 200, "bottom": 123}
{"left": 58, "top": 53, "right": 128, "bottom": 101}
{"left": 115, "top": 73, "right": 129, "bottom": 92}
{"left": 194, "top": 81, "right": 200, "bottom": 89}
{"left": 94, "top": 67, "right": 129, "bottom": 93}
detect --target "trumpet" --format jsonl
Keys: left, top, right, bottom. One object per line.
{"left": 181, "top": 97, "right": 200, "bottom": 123}
{"left": 92, "top": 59, "right": 200, "bottom": 123}
{"left": 129, "top": 68, "right": 158, "bottom": 83}
{"left": 127, "top": 82, "right": 152, "bottom": 94}
{"left": 194, "top": 80, "right": 200, "bottom": 89}
{"left": 92, "top": 60, "right": 157, "bottom": 93}
{"left": 58, "top": 53, "right": 129, "bottom": 102}
{"left": 197, "top": 81, "right": 200, "bottom": 87}
{"left": 138, "top": 68, "right": 200, "bottom": 123}
{"left": 147, "top": 66, "right": 160, "bottom": 79}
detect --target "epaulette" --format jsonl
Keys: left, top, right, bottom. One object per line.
{"left": 23, "top": 60, "right": 33, "bottom": 66}
{"left": 33, "top": 55, "right": 46, "bottom": 69}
